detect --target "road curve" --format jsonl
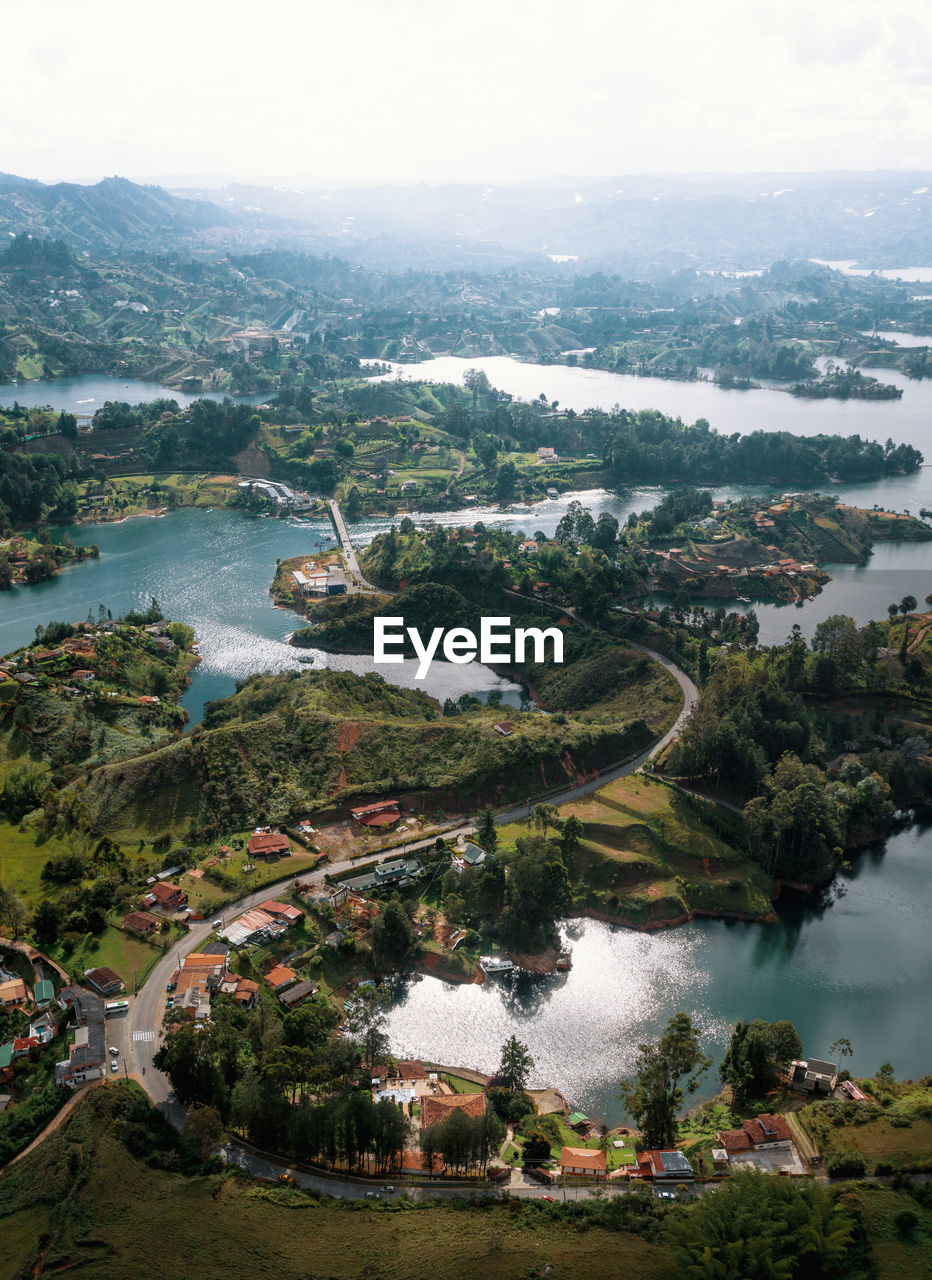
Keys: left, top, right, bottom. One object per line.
{"left": 121, "top": 642, "right": 699, "bottom": 1190}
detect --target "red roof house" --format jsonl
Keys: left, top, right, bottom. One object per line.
{"left": 420, "top": 1092, "right": 486, "bottom": 1129}
{"left": 257, "top": 899, "right": 304, "bottom": 924}
{"left": 264, "top": 965, "right": 297, "bottom": 991}
{"left": 560, "top": 1146, "right": 606, "bottom": 1177}
{"left": 247, "top": 833, "right": 292, "bottom": 858}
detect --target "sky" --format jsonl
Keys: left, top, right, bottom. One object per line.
{"left": 2, "top": 0, "right": 930, "bottom": 187}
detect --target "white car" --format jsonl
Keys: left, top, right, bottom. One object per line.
{"left": 110, "top": 1060, "right": 119, "bottom": 1072}
{"left": 108, "top": 1046, "right": 119, "bottom": 1056}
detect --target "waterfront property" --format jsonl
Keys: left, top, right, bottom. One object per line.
{"left": 631, "top": 1150, "right": 694, "bottom": 1181}
{"left": 560, "top": 1146, "right": 606, "bottom": 1178}
{"left": 788, "top": 1057, "right": 838, "bottom": 1095}
{"left": 716, "top": 1114, "right": 807, "bottom": 1175}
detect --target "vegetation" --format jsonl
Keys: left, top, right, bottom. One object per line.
{"left": 618, "top": 1013, "right": 712, "bottom": 1150}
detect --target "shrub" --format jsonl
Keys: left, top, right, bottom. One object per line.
{"left": 826, "top": 1151, "right": 867, "bottom": 1178}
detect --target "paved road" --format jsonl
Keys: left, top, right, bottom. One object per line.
{"left": 328, "top": 499, "right": 384, "bottom": 593}
{"left": 120, "top": 611, "right": 701, "bottom": 1194}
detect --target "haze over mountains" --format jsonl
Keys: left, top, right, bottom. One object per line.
{"left": 1, "top": 170, "right": 931, "bottom": 276}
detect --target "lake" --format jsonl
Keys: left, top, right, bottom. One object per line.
{"left": 384, "top": 814, "right": 932, "bottom": 1124}
{"left": 372, "top": 353, "right": 932, "bottom": 456}
{"left": 0, "top": 373, "right": 267, "bottom": 415}
{"left": 0, "top": 508, "right": 522, "bottom": 724}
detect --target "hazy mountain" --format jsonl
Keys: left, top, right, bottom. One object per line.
{"left": 3, "top": 171, "right": 932, "bottom": 276}
{"left": 0, "top": 174, "right": 252, "bottom": 256}
{"left": 174, "top": 172, "right": 932, "bottom": 274}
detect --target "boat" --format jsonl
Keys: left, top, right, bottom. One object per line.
{"left": 479, "top": 955, "right": 514, "bottom": 974}
{"left": 556, "top": 949, "right": 573, "bottom": 971}
{"left": 546, "top": 488, "right": 559, "bottom": 499}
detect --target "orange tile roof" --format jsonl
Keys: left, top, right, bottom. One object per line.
{"left": 420, "top": 1091, "right": 486, "bottom": 1128}
{"left": 560, "top": 1146, "right": 606, "bottom": 1172}
{"left": 264, "top": 965, "right": 297, "bottom": 989}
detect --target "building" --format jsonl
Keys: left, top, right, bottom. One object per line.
{"left": 560, "top": 1146, "right": 606, "bottom": 1178}
{"left": 84, "top": 967, "right": 123, "bottom": 996}
{"left": 145, "top": 881, "right": 186, "bottom": 911}
{"left": 350, "top": 800, "right": 402, "bottom": 829}
{"left": 339, "top": 858, "right": 422, "bottom": 894}
{"left": 632, "top": 1150, "right": 694, "bottom": 1180}
{"left": 247, "top": 833, "right": 292, "bottom": 859}
{"left": 219, "top": 908, "right": 279, "bottom": 947}
{"left": 716, "top": 1114, "right": 806, "bottom": 1175}
{"left": 537, "top": 447, "right": 559, "bottom": 463}
{"left": 33, "top": 978, "right": 55, "bottom": 1008}
{"left": 493, "top": 721, "right": 514, "bottom": 736}
{"left": 264, "top": 965, "right": 297, "bottom": 992}
{"left": 278, "top": 979, "right": 319, "bottom": 1009}
{"left": 454, "top": 841, "right": 488, "bottom": 870}
{"left": 788, "top": 1057, "right": 837, "bottom": 1095}
{"left": 122, "top": 911, "right": 160, "bottom": 936}
{"left": 231, "top": 977, "right": 259, "bottom": 1010}
{"left": 400, "top": 480, "right": 418, "bottom": 494}
{"left": 55, "top": 988, "right": 106, "bottom": 1087}
{"left": 421, "top": 1091, "right": 486, "bottom": 1129}
{"left": 0, "top": 978, "right": 27, "bottom": 1009}
{"left": 397, "top": 1059, "right": 429, "bottom": 1081}
{"left": 257, "top": 900, "right": 304, "bottom": 925}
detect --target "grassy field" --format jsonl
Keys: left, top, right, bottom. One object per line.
{"left": 0, "top": 1087, "right": 673, "bottom": 1280}
{"left": 800, "top": 1079, "right": 932, "bottom": 1173}
{"left": 45, "top": 925, "right": 166, "bottom": 989}
{"left": 498, "top": 773, "right": 772, "bottom": 927}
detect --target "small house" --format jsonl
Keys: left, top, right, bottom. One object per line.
{"left": 147, "top": 882, "right": 186, "bottom": 910}
{"left": 264, "top": 965, "right": 297, "bottom": 992}
{"left": 247, "top": 833, "right": 292, "bottom": 859}
{"left": 85, "top": 967, "right": 123, "bottom": 996}
{"left": 633, "top": 1149, "right": 694, "bottom": 1180}
{"left": 33, "top": 978, "right": 55, "bottom": 1008}
{"left": 122, "top": 911, "right": 160, "bottom": 936}
{"left": 560, "top": 1146, "right": 606, "bottom": 1178}
{"left": 278, "top": 979, "right": 319, "bottom": 1009}
{"left": 788, "top": 1057, "right": 837, "bottom": 1095}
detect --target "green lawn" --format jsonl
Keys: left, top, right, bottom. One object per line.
{"left": 46, "top": 925, "right": 167, "bottom": 990}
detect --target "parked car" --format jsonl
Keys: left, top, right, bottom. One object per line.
{"left": 541, "top": 1195, "right": 554, "bottom": 1202}
{"left": 654, "top": 1189, "right": 676, "bottom": 1200}
{"left": 108, "top": 1046, "right": 119, "bottom": 1056}
{"left": 365, "top": 1191, "right": 380, "bottom": 1199}
{"left": 278, "top": 1173, "right": 295, "bottom": 1186}
{"left": 110, "top": 1060, "right": 118, "bottom": 1072}
{"left": 383, "top": 1185, "right": 395, "bottom": 1193}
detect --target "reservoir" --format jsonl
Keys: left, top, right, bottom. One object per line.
{"left": 0, "top": 376, "right": 929, "bottom": 1117}
{"left": 384, "top": 815, "right": 932, "bottom": 1124}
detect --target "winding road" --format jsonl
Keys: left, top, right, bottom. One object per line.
{"left": 114, "top": 636, "right": 697, "bottom": 1196}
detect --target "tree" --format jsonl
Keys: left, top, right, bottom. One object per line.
{"left": 497, "top": 1034, "right": 534, "bottom": 1092}
{"left": 371, "top": 899, "right": 415, "bottom": 960}
{"left": 561, "top": 814, "right": 584, "bottom": 863}
{"left": 0, "top": 884, "right": 28, "bottom": 940}
{"left": 720, "top": 1019, "right": 803, "bottom": 1106}
{"left": 342, "top": 982, "right": 390, "bottom": 1071}
{"left": 666, "top": 1170, "right": 856, "bottom": 1277}
{"left": 532, "top": 803, "right": 559, "bottom": 837}
{"left": 180, "top": 1104, "right": 224, "bottom": 1163}
{"left": 476, "top": 808, "right": 497, "bottom": 852}
{"left": 618, "top": 1013, "right": 710, "bottom": 1150}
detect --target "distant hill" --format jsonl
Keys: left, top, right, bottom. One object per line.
{"left": 6, "top": 170, "right": 932, "bottom": 275}
{"left": 173, "top": 171, "right": 932, "bottom": 274}
{"left": 0, "top": 174, "right": 249, "bottom": 255}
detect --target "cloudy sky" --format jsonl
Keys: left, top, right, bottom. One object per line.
{"left": 3, "top": 0, "right": 930, "bottom": 186}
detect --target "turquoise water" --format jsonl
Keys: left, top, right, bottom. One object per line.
{"left": 384, "top": 816, "right": 932, "bottom": 1123}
